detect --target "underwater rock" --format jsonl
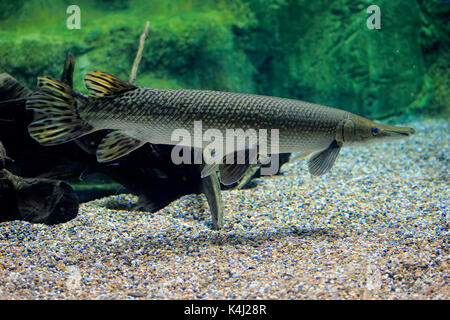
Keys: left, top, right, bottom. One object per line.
{"left": 0, "top": 169, "right": 79, "bottom": 224}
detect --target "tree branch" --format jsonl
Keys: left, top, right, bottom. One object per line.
{"left": 129, "top": 21, "right": 150, "bottom": 85}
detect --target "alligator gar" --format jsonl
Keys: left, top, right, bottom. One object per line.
{"left": 26, "top": 71, "right": 414, "bottom": 185}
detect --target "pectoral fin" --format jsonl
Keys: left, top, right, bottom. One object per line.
{"left": 96, "top": 131, "right": 145, "bottom": 162}
{"left": 308, "top": 140, "right": 341, "bottom": 176}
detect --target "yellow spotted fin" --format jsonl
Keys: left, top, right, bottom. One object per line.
{"left": 26, "top": 77, "right": 94, "bottom": 146}
{"left": 84, "top": 71, "right": 137, "bottom": 97}
{"left": 96, "top": 131, "right": 145, "bottom": 162}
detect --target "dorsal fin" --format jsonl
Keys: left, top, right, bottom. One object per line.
{"left": 84, "top": 71, "right": 137, "bottom": 97}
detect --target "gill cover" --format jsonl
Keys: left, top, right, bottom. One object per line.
{"left": 336, "top": 119, "right": 356, "bottom": 144}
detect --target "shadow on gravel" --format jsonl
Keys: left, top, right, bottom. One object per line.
{"left": 101, "top": 226, "right": 336, "bottom": 258}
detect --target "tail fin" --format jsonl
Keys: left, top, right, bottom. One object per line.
{"left": 26, "top": 77, "right": 94, "bottom": 146}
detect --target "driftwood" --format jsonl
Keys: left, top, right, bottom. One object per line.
{"left": 0, "top": 41, "right": 220, "bottom": 226}
{"left": 129, "top": 21, "right": 150, "bottom": 85}
{"left": 0, "top": 169, "right": 79, "bottom": 224}
{"left": 0, "top": 66, "right": 208, "bottom": 224}
{"left": 0, "top": 22, "right": 289, "bottom": 228}
{"left": 0, "top": 141, "right": 7, "bottom": 168}
{"left": 0, "top": 72, "right": 79, "bottom": 224}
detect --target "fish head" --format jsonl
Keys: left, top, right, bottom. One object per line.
{"left": 337, "top": 115, "right": 415, "bottom": 146}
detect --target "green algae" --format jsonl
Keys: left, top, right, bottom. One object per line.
{"left": 0, "top": 0, "right": 448, "bottom": 118}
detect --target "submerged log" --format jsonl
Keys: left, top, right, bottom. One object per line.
{"left": 0, "top": 58, "right": 211, "bottom": 225}
{"left": 0, "top": 141, "right": 7, "bottom": 169}
{"left": 0, "top": 169, "right": 79, "bottom": 224}
{"left": 0, "top": 43, "right": 289, "bottom": 228}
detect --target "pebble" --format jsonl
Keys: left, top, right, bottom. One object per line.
{"left": 0, "top": 119, "right": 448, "bottom": 299}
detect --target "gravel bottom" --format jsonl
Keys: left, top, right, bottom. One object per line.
{"left": 0, "top": 118, "right": 448, "bottom": 299}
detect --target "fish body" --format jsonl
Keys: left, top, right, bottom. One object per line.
{"left": 27, "top": 71, "right": 414, "bottom": 184}
{"left": 81, "top": 86, "right": 345, "bottom": 152}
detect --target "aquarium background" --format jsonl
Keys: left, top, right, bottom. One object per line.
{"left": 0, "top": 0, "right": 448, "bottom": 300}
{"left": 0, "top": 0, "right": 448, "bottom": 120}
{"left": 0, "top": 0, "right": 448, "bottom": 203}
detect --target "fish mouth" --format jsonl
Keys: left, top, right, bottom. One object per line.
{"left": 385, "top": 127, "right": 415, "bottom": 137}
{"left": 380, "top": 125, "right": 415, "bottom": 140}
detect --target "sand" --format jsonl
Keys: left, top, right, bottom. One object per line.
{"left": 0, "top": 118, "right": 448, "bottom": 299}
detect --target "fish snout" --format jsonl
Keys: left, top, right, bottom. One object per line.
{"left": 381, "top": 125, "right": 415, "bottom": 140}
{"left": 397, "top": 126, "right": 415, "bottom": 137}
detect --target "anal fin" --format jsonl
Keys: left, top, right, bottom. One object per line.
{"left": 201, "top": 163, "right": 219, "bottom": 179}
{"left": 96, "top": 131, "right": 145, "bottom": 163}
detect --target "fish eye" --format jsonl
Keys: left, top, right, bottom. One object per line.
{"left": 371, "top": 127, "right": 379, "bottom": 135}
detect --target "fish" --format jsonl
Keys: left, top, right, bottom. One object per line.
{"left": 26, "top": 71, "right": 414, "bottom": 185}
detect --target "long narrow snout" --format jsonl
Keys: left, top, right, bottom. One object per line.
{"left": 376, "top": 123, "right": 415, "bottom": 141}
